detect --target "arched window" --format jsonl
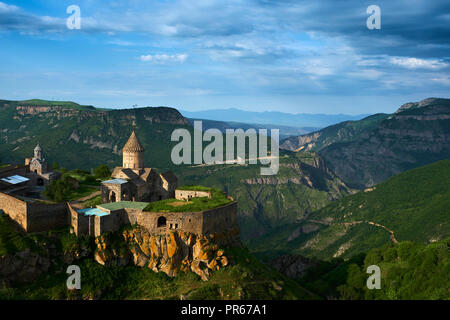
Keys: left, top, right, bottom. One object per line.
{"left": 110, "top": 191, "right": 116, "bottom": 203}
{"left": 157, "top": 216, "right": 166, "bottom": 228}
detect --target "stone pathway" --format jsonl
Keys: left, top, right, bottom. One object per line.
{"left": 340, "top": 220, "right": 398, "bottom": 244}
{"left": 69, "top": 189, "right": 102, "bottom": 209}
{"left": 308, "top": 219, "right": 399, "bottom": 244}
{"left": 76, "top": 190, "right": 101, "bottom": 202}
{"left": 364, "top": 221, "right": 399, "bottom": 243}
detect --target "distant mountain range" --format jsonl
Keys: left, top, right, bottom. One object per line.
{"left": 180, "top": 108, "right": 370, "bottom": 129}
{"left": 186, "top": 118, "right": 317, "bottom": 140}
{"left": 281, "top": 98, "right": 450, "bottom": 188}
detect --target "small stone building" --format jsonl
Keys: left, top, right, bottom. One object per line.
{"left": 175, "top": 189, "right": 212, "bottom": 201}
{"left": 25, "top": 143, "right": 60, "bottom": 186}
{"left": 0, "top": 144, "right": 65, "bottom": 232}
{"left": 101, "top": 131, "right": 178, "bottom": 203}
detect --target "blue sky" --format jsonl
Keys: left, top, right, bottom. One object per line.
{"left": 0, "top": 0, "right": 449, "bottom": 114}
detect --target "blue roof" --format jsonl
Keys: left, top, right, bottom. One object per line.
{"left": 77, "top": 208, "right": 109, "bottom": 217}
{"left": 102, "top": 178, "right": 128, "bottom": 185}
{"left": 1, "top": 175, "right": 30, "bottom": 185}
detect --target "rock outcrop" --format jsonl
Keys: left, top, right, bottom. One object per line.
{"left": 0, "top": 249, "right": 51, "bottom": 286}
{"left": 94, "top": 226, "right": 241, "bottom": 281}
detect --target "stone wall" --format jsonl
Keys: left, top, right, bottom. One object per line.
{"left": 202, "top": 201, "right": 238, "bottom": 235}
{"left": 136, "top": 210, "right": 204, "bottom": 235}
{"left": 0, "top": 191, "right": 68, "bottom": 232}
{"left": 68, "top": 204, "right": 89, "bottom": 236}
{"left": 175, "top": 190, "right": 212, "bottom": 200}
{"left": 26, "top": 202, "right": 68, "bottom": 233}
{"left": 159, "top": 173, "right": 177, "bottom": 199}
{"left": 68, "top": 201, "right": 239, "bottom": 241}
{"left": 69, "top": 204, "right": 114, "bottom": 237}
{"left": 0, "top": 192, "right": 27, "bottom": 229}
{"left": 94, "top": 213, "right": 123, "bottom": 237}
{"left": 131, "top": 202, "right": 237, "bottom": 237}
{"left": 101, "top": 183, "right": 131, "bottom": 203}
{"left": 123, "top": 151, "right": 144, "bottom": 169}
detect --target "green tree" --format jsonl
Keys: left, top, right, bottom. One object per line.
{"left": 51, "top": 161, "right": 60, "bottom": 170}
{"left": 43, "top": 175, "right": 75, "bottom": 202}
{"left": 94, "top": 165, "right": 111, "bottom": 180}
{"left": 383, "top": 247, "right": 398, "bottom": 262}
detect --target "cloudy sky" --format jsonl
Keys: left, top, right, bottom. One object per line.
{"left": 0, "top": 0, "right": 449, "bottom": 114}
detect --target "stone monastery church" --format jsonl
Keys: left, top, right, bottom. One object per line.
{"left": 101, "top": 131, "right": 178, "bottom": 203}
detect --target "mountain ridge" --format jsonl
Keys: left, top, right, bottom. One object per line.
{"left": 248, "top": 160, "right": 450, "bottom": 261}
{"left": 0, "top": 99, "right": 189, "bottom": 170}
{"left": 281, "top": 98, "right": 450, "bottom": 188}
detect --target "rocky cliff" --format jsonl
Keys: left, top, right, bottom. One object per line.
{"left": 94, "top": 226, "right": 241, "bottom": 281}
{"left": 0, "top": 249, "right": 51, "bottom": 286}
{"left": 0, "top": 221, "right": 241, "bottom": 288}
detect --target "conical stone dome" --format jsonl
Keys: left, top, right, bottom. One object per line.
{"left": 123, "top": 131, "right": 145, "bottom": 153}
{"left": 122, "top": 131, "right": 145, "bottom": 169}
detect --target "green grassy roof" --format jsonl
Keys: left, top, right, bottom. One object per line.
{"left": 98, "top": 201, "right": 149, "bottom": 211}
{"left": 144, "top": 189, "right": 232, "bottom": 213}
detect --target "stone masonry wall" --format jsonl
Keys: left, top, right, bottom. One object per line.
{"left": 68, "top": 204, "right": 89, "bottom": 236}
{"left": 175, "top": 190, "right": 212, "bottom": 200}
{"left": 136, "top": 210, "right": 204, "bottom": 235}
{"left": 67, "top": 201, "right": 239, "bottom": 240}
{"left": 94, "top": 213, "right": 123, "bottom": 237}
{"left": 26, "top": 202, "right": 68, "bottom": 233}
{"left": 202, "top": 201, "right": 238, "bottom": 235}
{"left": 0, "top": 192, "right": 68, "bottom": 233}
{"left": 0, "top": 192, "right": 27, "bottom": 229}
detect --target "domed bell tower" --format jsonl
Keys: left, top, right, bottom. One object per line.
{"left": 34, "top": 143, "right": 43, "bottom": 160}
{"left": 122, "top": 131, "right": 145, "bottom": 169}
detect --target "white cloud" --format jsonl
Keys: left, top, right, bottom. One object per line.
{"left": 431, "top": 76, "right": 450, "bottom": 86}
{"left": 140, "top": 53, "right": 188, "bottom": 63}
{"left": 0, "top": 1, "right": 19, "bottom": 13}
{"left": 389, "top": 57, "right": 449, "bottom": 70}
